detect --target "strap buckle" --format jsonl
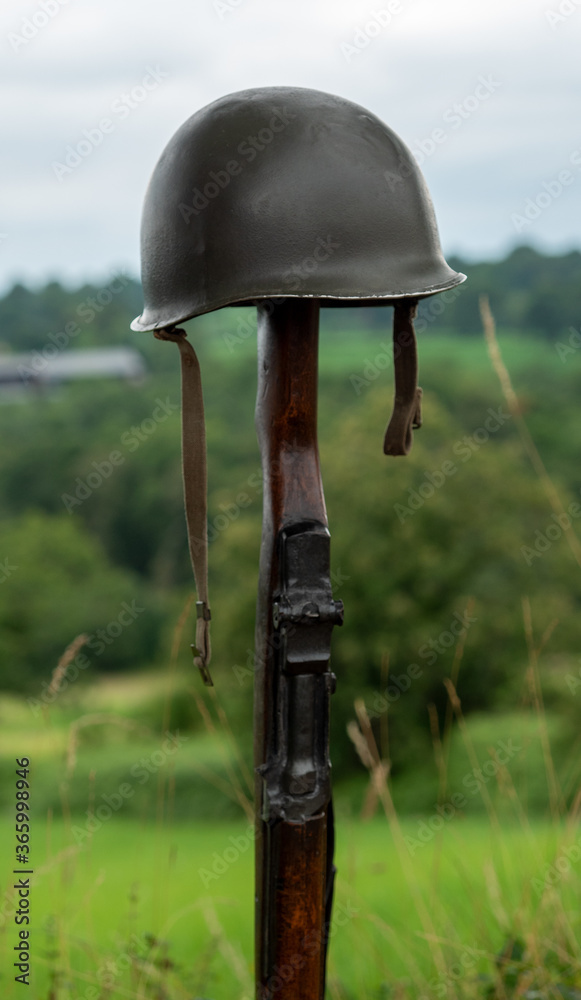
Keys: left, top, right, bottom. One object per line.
{"left": 196, "top": 600, "right": 212, "bottom": 622}
{"left": 192, "top": 601, "right": 213, "bottom": 686}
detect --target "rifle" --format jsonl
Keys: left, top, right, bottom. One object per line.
{"left": 254, "top": 299, "right": 341, "bottom": 997}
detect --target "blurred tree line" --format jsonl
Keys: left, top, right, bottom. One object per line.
{"left": 2, "top": 244, "right": 581, "bottom": 351}
{"left": 1, "top": 244, "right": 581, "bottom": 786}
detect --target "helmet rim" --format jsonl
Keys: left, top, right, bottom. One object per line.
{"left": 133, "top": 86, "right": 465, "bottom": 333}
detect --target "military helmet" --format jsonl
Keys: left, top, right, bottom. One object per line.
{"left": 131, "top": 87, "right": 467, "bottom": 685}
{"left": 131, "top": 86, "right": 464, "bottom": 332}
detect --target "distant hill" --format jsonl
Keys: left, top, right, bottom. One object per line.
{"left": 366, "top": 244, "right": 581, "bottom": 339}
{"left": 0, "top": 275, "right": 144, "bottom": 354}
{"left": 441, "top": 245, "right": 581, "bottom": 339}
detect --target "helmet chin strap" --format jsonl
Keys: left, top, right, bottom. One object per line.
{"left": 152, "top": 300, "right": 420, "bottom": 683}
{"left": 154, "top": 327, "right": 213, "bottom": 686}
{"left": 384, "top": 299, "right": 422, "bottom": 457}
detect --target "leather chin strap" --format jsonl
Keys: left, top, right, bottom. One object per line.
{"left": 153, "top": 300, "right": 420, "bottom": 685}
{"left": 384, "top": 299, "right": 422, "bottom": 457}
{"left": 154, "top": 327, "right": 213, "bottom": 686}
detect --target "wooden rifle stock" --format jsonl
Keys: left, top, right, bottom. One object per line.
{"left": 254, "top": 299, "right": 340, "bottom": 998}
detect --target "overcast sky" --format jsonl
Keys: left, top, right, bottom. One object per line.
{"left": 1, "top": 0, "right": 580, "bottom": 292}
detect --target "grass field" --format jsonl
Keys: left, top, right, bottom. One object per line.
{"left": 202, "top": 310, "right": 563, "bottom": 378}
{"left": 2, "top": 668, "right": 581, "bottom": 999}
{"left": 2, "top": 324, "right": 581, "bottom": 998}
{"left": 1, "top": 810, "right": 578, "bottom": 999}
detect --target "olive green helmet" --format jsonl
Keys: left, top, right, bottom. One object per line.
{"left": 131, "top": 86, "right": 464, "bottom": 332}
{"left": 131, "top": 87, "right": 466, "bottom": 685}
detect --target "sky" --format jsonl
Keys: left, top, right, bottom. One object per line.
{"left": 1, "top": 0, "right": 580, "bottom": 292}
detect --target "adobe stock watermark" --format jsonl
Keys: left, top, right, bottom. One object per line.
{"left": 366, "top": 661, "right": 423, "bottom": 719}
{"left": 565, "top": 660, "right": 581, "bottom": 695}
{"left": 222, "top": 311, "right": 258, "bottom": 353}
{"left": 394, "top": 407, "right": 511, "bottom": 523}
{"left": 545, "top": 0, "right": 581, "bottom": 28}
{"left": 199, "top": 822, "right": 256, "bottom": 887}
{"left": 405, "top": 737, "right": 522, "bottom": 855}
{"left": 201, "top": 453, "right": 342, "bottom": 547}
{"left": 52, "top": 67, "right": 169, "bottom": 182}
{"left": 178, "top": 107, "right": 296, "bottom": 223}
{"left": 71, "top": 731, "right": 189, "bottom": 844}
{"left": 200, "top": 459, "right": 334, "bottom": 549}
{"left": 349, "top": 286, "right": 463, "bottom": 395}
{"left": 340, "top": 3, "right": 404, "bottom": 63}
{"left": 221, "top": 236, "right": 341, "bottom": 352}
{"left": 384, "top": 75, "right": 501, "bottom": 185}
{"left": 366, "top": 608, "right": 477, "bottom": 720}
{"left": 7, "top": 0, "right": 72, "bottom": 53}
{"left": 280, "top": 236, "right": 341, "bottom": 292}
{"left": 232, "top": 566, "right": 350, "bottom": 686}
{"left": 213, "top": 0, "right": 247, "bottom": 17}
{"left": 415, "top": 284, "right": 464, "bottom": 334}
{"left": 207, "top": 470, "right": 261, "bottom": 540}
{"left": 27, "top": 601, "right": 145, "bottom": 716}
{"left": 555, "top": 324, "right": 581, "bottom": 362}
{"left": 78, "top": 934, "right": 149, "bottom": 1000}
{"left": 0, "top": 558, "right": 17, "bottom": 584}
{"left": 511, "top": 148, "right": 581, "bottom": 233}
{"left": 532, "top": 832, "right": 581, "bottom": 897}
{"left": 521, "top": 497, "right": 581, "bottom": 565}
{"left": 60, "top": 398, "right": 178, "bottom": 512}
{"left": 418, "top": 944, "right": 481, "bottom": 1000}
{"left": 17, "top": 273, "right": 131, "bottom": 382}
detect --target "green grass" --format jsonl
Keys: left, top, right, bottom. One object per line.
{"left": 2, "top": 667, "right": 581, "bottom": 999}
{"left": 2, "top": 317, "right": 581, "bottom": 997}
{"left": 200, "top": 307, "right": 560, "bottom": 378}
{"left": 0, "top": 813, "right": 577, "bottom": 1000}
